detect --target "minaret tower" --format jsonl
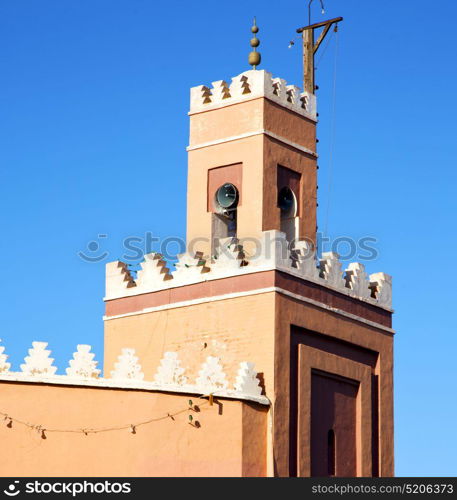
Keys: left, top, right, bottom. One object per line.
{"left": 103, "top": 18, "right": 394, "bottom": 477}
{"left": 187, "top": 19, "right": 317, "bottom": 258}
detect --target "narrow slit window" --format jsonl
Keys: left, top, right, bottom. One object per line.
{"left": 327, "top": 429, "right": 336, "bottom": 476}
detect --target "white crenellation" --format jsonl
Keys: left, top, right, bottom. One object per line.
{"left": 292, "top": 239, "right": 319, "bottom": 280}
{"left": 111, "top": 348, "right": 144, "bottom": 381}
{"left": 0, "top": 345, "right": 10, "bottom": 374}
{"left": 195, "top": 356, "right": 229, "bottom": 394}
{"left": 271, "top": 77, "right": 287, "bottom": 101}
{"left": 344, "top": 262, "right": 371, "bottom": 299}
{"left": 286, "top": 85, "right": 301, "bottom": 106}
{"left": 172, "top": 251, "right": 210, "bottom": 283}
{"left": 301, "top": 92, "right": 315, "bottom": 115}
{"left": 190, "top": 70, "right": 316, "bottom": 120}
{"left": 319, "top": 252, "right": 344, "bottom": 288}
{"left": 135, "top": 252, "right": 173, "bottom": 288}
{"left": 212, "top": 237, "right": 247, "bottom": 272}
{"left": 0, "top": 345, "right": 270, "bottom": 405}
{"left": 20, "top": 341, "right": 57, "bottom": 377}
{"left": 234, "top": 362, "right": 262, "bottom": 397}
{"left": 154, "top": 352, "right": 187, "bottom": 386}
{"left": 369, "top": 272, "right": 392, "bottom": 308}
{"left": 230, "top": 74, "right": 251, "bottom": 98}
{"left": 190, "top": 85, "right": 212, "bottom": 108}
{"left": 104, "top": 231, "right": 392, "bottom": 310}
{"left": 105, "top": 261, "right": 136, "bottom": 299}
{"left": 201, "top": 85, "right": 212, "bottom": 103}
{"left": 211, "top": 80, "right": 231, "bottom": 102}
{"left": 254, "top": 230, "right": 291, "bottom": 269}
{"left": 271, "top": 77, "right": 281, "bottom": 96}
{"left": 66, "top": 344, "right": 101, "bottom": 379}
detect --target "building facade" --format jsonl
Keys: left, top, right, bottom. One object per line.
{"left": 0, "top": 68, "right": 393, "bottom": 477}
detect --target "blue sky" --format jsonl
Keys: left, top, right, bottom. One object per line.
{"left": 0, "top": 0, "right": 456, "bottom": 476}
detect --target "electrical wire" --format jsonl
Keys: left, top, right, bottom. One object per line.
{"left": 315, "top": 26, "right": 335, "bottom": 70}
{"left": 323, "top": 26, "right": 339, "bottom": 238}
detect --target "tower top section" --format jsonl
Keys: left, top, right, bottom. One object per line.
{"left": 190, "top": 69, "right": 316, "bottom": 121}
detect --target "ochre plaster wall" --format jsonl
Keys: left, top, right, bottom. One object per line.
{"left": 187, "top": 134, "right": 264, "bottom": 258}
{"left": 0, "top": 382, "right": 267, "bottom": 477}
{"left": 104, "top": 293, "right": 276, "bottom": 391}
{"left": 104, "top": 279, "right": 393, "bottom": 477}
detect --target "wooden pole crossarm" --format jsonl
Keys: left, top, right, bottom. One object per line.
{"left": 296, "top": 16, "right": 343, "bottom": 34}
{"left": 297, "top": 16, "right": 343, "bottom": 94}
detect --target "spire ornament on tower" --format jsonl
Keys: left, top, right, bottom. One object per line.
{"left": 248, "top": 17, "right": 261, "bottom": 70}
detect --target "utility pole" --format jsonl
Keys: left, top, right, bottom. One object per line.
{"left": 296, "top": 16, "right": 343, "bottom": 94}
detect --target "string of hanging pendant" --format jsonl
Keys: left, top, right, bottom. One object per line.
{"left": 0, "top": 396, "right": 209, "bottom": 439}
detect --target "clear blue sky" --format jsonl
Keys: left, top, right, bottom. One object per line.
{"left": 0, "top": 0, "right": 455, "bottom": 477}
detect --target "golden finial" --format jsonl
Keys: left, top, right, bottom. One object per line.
{"left": 248, "top": 17, "right": 261, "bottom": 70}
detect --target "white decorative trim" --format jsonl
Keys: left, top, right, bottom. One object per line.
{"left": 111, "top": 348, "right": 144, "bottom": 381}
{"left": 172, "top": 251, "right": 209, "bottom": 284}
{"left": 0, "top": 345, "right": 11, "bottom": 374}
{"left": 189, "top": 69, "right": 316, "bottom": 120}
{"left": 104, "top": 286, "right": 395, "bottom": 334}
{"left": 135, "top": 253, "right": 173, "bottom": 289}
{"left": 66, "top": 344, "right": 101, "bottom": 379}
{"left": 230, "top": 73, "right": 251, "bottom": 98}
{"left": 320, "top": 252, "right": 344, "bottom": 288}
{"left": 0, "top": 345, "right": 270, "bottom": 407}
{"left": 105, "top": 261, "right": 136, "bottom": 300}
{"left": 187, "top": 129, "right": 317, "bottom": 157}
{"left": 255, "top": 231, "right": 291, "bottom": 269}
{"left": 211, "top": 237, "right": 247, "bottom": 276}
{"left": 345, "top": 262, "right": 371, "bottom": 299}
{"left": 0, "top": 372, "right": 270, "bottom": 406}
{"left": 369, "top": 272, "right": 393, "bottom": 309}
{"left": 104, "top": 230, "right": 392, "bottom": 312}
{"left": 211, "top": 80, "right": 231, "bottom": 101}
{"left": 292, "top": 240, "right": 319, "bottom": 279}
{"left": 234, "top": 362, "right": 263, "bottom": 397}
{"left": 154, "top": 352, "right": 187, "bottom": 386}
{"left": 195, "top": 356, "right": 229, "bottom": 393}
{"left": 20, "top": 341, "right": 57, "bottom": 377}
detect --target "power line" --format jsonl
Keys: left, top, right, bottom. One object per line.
{"left": 324, "top": 26, "right": 339, "bottom": 238}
